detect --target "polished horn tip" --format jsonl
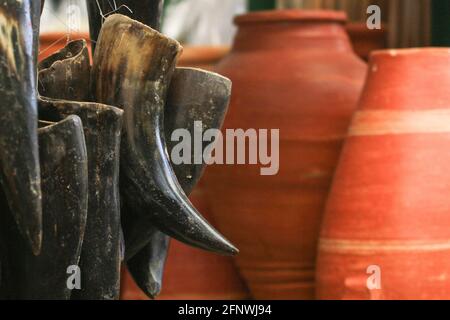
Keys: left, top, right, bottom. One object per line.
{"left": 207, "top": 234, "right": 239, "bottom": 256}
{"left": 224, "top": 243, "right": 239, "bottom": 256}
{"left": 145, "top": 282, "right": 162, "bottom": 300}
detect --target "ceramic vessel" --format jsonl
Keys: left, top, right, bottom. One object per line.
{"left": 178, "top": 46, "right": 230, "bottom": 71}
{"left": 347, "top": 23, "right": 387, "bottom": 61}
{"left": 125, "top": 67, "right": 232, "bottom": 299}
{"left": 0, "top": 0, "right": 43, "bottom": 255}
{"left": 0, "top": 115, "right": 88, "bottom": 300}
{"left": 91, "top": 14, "right": 237, "bottom": 259}
{"left": 317, "top": 48, "right": 450, "bottom": 300}
{"left": 203, "top": 9, "right": 367, "bottom": 299}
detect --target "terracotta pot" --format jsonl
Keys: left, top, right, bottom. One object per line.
{"left": 317, "top": 48, "right": 450, "bottom": 300}
{"left": 347, "top": 23, "right": 387, "bottom": 61}
{"left": 121, "top": 189, "right": 251, "bottom": 300}
{"left": 39, "top": 33, "right": 91, "bottom": 62}
{"left": 202, "top": 9, "right": 367, "bottom": 300}
{"left": 178, "top": 46, "right": 230, "bottom": 71}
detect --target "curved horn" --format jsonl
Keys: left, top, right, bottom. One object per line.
{"left": 38, "top": 38, "right": 124, "bottom": 300}
{"left": 165, "top": 68, "right": 232, "bottom": 195}
{"left": 39, "top": 97, "right": 124, "bottom": 300}
{"left": 86, "top": 0, "right": 164, "bottom": 53}
{"left": 127, "top": 68, "right": 232, "bottom": 298}
{"left": 92, "top": 15, "right": 237, "bottom": 257}
{"left": 0, "top": 115, "right": 88, "bottom": 299}
{"left": 38, "top": 40, "right": 91, "bottom": 101}
{"left": 126, "top": 227, "right": 169, "bottom": 299}
{"left": 0, "top": 0, "right": 43, "bottom": 255}
{"left": 30, "top": 0, "right": 42, "bottom": 68}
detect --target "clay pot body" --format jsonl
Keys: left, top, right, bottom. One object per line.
{"left": 203, "top": 10, "right": 367, "bottom": 299}
{"left": 0, "top": 116, "right": 88, "bottom": 300}
{"left": 347, "top": 23, "right": 387, "bottom": 61}
{"left": 0, "top": 0, "right": 43, "bottom": 255}
{"left": 317, "top": 48, "right": 450, "bottom": 300}
{"left": 178, "top": 46, "right": 230, "bottom": 71}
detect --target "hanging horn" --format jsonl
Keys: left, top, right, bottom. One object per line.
{"left": 126, "top": 226, "right": 169, "bottom": 299}
{"left": 92, "top": 14, "right": 237, "bottom": 258}
{"left": 37, "top": 38, "right": 124, "bottom": 300}
{"left": 39, "top": 97, "right": 124, "bottom": 300}
{"left": 86, "top": 0, "right": 164, "bottom": 53}
{"left": 126, "top": 68, "right": 232, "bottom": 298}
{"left": 0, "top": 0, "right": 43, "bottom": 255}
{"left": 38, "top": 40, "right": 91, "bottom": 101}
{"left": 0, "top": 115, "right": 88, "bottom": 300}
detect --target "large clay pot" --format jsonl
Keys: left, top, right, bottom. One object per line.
{"left": 0, "top": 115, "right": 88, "bottom": 300}
{"left": 178, "top": 46, "right": 230, "bottom": 71}
{"left": 346, "top": 23, "right": 387, "bottom": 61}
{"left": 317, "top": 48, "right": 450, "bottom": 300}
{"left": 203, "top": 9, "right": 367, "bottom": 299}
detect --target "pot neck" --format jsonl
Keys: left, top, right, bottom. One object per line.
{"left": 231, "top": 18, "right": 353, "bottom": 54}
{"left": 360, "top": 48, "right": 450, "bottom": 111}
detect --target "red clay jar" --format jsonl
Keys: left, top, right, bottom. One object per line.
{"left": 346, "top": 23, "right": 387, "bottom": 61}
{"left": 317, "top": 48, "right": 450, "bottom": 300}
{"left": 202, "top": 9, "right": 366, "bottom": 299}
{"left": 120, "top": 188, "right": 251, "bottom": 300}
{"left": 178, "top": 46, "right": 230, "bottom": 71}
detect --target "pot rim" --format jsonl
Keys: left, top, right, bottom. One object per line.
{"left": 234, "top": 9, "right": 347, "bottom": 26}
{"left": 371, "top": 47, "right": 450, "bottom": 60}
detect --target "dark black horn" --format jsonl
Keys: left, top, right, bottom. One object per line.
{"left": 0, "top": 0, "right": 43, "bottom": 255}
